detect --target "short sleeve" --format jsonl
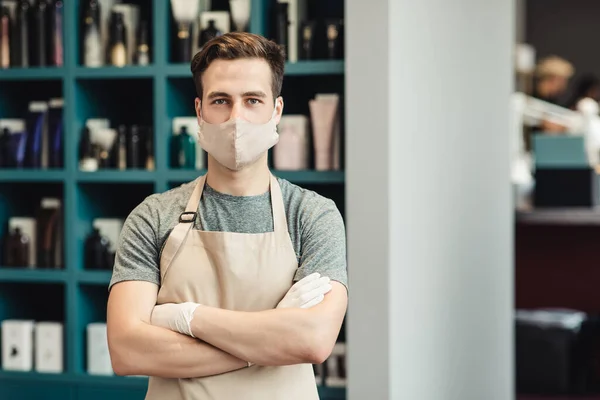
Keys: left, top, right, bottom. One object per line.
{"left": 293, "top": 199, "right": 348, "bottom": 290}
{"left": 108, "top": 197, "right": 161, "bottom": 291}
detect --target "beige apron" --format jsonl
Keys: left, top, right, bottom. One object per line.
{"left": 145, "top": 174, "right": 320, "bottom": 400}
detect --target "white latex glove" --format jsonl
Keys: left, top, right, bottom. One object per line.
{"left": 150, "top": 302, "right": 200, "bottom": 337}
{"left": 276, "top": 272, "right": 332, "bottom": 309}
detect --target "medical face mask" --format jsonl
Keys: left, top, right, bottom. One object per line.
{"left": 197, "top": 107, "right": 279, "bottom": 171}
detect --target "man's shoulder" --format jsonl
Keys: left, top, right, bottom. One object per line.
{"left": 277, "top": 177, "right": 340, "bottom": 218}
{"left": 278, "top": 176, "right": 331, "bottom": 204}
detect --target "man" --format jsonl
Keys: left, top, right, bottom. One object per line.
{"left": 106, "top": 32, "right": 348, "bottom": 400}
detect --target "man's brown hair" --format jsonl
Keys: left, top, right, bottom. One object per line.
{"left": 190, "top": 32, "right": 286, "bottom": 101}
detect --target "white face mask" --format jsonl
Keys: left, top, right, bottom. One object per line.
{"left": 197, "top": 106, "right": 279, "bottom": 171}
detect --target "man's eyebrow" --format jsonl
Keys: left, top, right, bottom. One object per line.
{"left": 242, "top": 91, "right": 267, "bottom": 98}
{"left": 207, "top": 91, "right": 232, "bottom": 99}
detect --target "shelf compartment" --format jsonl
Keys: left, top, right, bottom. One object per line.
{"left": 0, "top": 170, "right": 66, "bottom": 182}
{"left": 0, "top": 268, "right": 68, "bottom": 283}
{"left": 77, "top": 284, "right": 111, "bottom": 375}
{"left": 0, "top": 80, "right": 63, "bottom": 120}
{"left": 75, "top": 182, "right": 155, "bottom": 271}
{"left": 0, "top": 68, "right": 65, "bottom": 80}
{"left": 0, "top": 182, "right": 65, "bottom": 270}
{"left": 0, "top": 281, "right": 65, "bottom": 322}
{"left": 74, "top": 66, "right": 157, "bottom": 79}
{"left": 75, "top": 0, "right": 154, "bottom": 69}
{"left": 76, "top": 170, "right": 157, "bottom": 183}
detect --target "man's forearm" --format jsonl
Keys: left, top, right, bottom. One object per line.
{"left": 189, "top": 306, "right": 323, "bottom": 367}
{"left": 109, "top": 321, "right": 247, "bottom": 379}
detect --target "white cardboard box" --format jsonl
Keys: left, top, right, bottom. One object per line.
{"left": 2, "top": 320, "right": 35, "bottom": 371}
{"left": 87, "top": 323, "right": 114, "bottom": 376}
{"left": 35, "top": 322, "right": 63, "bottom": 373}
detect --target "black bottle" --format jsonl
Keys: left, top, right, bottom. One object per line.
{"left": 135, "top": 20, "right": 150, "bottom": 66}
{"left": 325, "top": 19, "right": 344, "bottom": 60}
{"left": 84, "top": 228, "right": 111, "bottom": 270}
{"left": 29, "top": 0, "right": 49, "bottom": 66}
{"left": 4, "top": 227, "right": 30, "bottom": 267}
{"left": 109, "top": 11, "right": 127, "bottom": 67}
{"left": 273, "top": 2, "right": 289, "bottom": 59}
{"left": 0, "top": 127, "right": 8, "bottom": 167}
{"left": 127, "top": 125, "right": 142, "bottom": 168}
{"left": 47, "top": 0, "right": 64, "bottom": 66}
{"left": 12, "top": 0, "right": 30, "bottom": 67}
{"left": 299, "top": 20, "right": 316, "bottom": 60}
{"left": 198, "top": 20, "right": 222, "bottom": 49}
{"left": 114, "top": 124, "right": 127, "bottom": 170}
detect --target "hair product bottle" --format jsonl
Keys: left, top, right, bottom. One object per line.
{"left": 82, "top": 0, "right": 103, "bottom": 66}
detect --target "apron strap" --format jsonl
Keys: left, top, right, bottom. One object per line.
{"left": 160, "top": 175, "right": 206, "bottom": 282}
{"left": 269, "top": 174, "right": 289, "bottom": 235}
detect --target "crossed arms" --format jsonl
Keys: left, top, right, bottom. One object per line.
{"left": 106, "top": 280, "right": 347, "bottom": 379}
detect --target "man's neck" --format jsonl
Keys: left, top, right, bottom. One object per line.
{"left": 205, "top": 156, "right": 271, "bottom": 196}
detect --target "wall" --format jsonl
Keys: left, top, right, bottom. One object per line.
{"left": 346, "top": 0, "right": 514, "bottom": 399}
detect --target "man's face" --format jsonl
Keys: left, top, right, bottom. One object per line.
{"left": 195, "top": 58, "right": 283, "bottom": 125}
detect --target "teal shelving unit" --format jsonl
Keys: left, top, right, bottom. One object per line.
{"left": 0, "top": 0, "right": 346, "bottom": 399}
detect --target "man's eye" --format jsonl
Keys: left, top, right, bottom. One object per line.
{"left": 213, "top": 99, "right": 228, "bottom": 105}
{"left": 247, "top": 98, "right": 260, "bottom": 105}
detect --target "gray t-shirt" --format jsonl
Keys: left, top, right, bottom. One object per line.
{"left": 109, "top": 177, "right": 348, "bottom": 291}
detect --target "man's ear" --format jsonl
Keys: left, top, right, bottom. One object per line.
{"left": 195, "top": 98, "right": 202, "bottom": 122}
{"left": 274, "top": 96, "right": 284, "bottom": 124}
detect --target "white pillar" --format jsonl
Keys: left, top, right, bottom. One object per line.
{"left": 345, "top": 1, "right": 515, "bottom": 399}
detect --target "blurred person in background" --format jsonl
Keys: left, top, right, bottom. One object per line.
{"left": 533, "top": 55, "right": 574, "bottom": 106}
{"left": 524, "top": 55, "right": 575, "bottom": 146}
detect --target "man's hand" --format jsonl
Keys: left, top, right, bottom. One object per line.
{"left": 150, "top": 273, "right": 331, "bottom": 337}
{"left": 276, "top": 272, "right": 332, "bottom": 309}
{"left": 150, "top": 302, "right": 200, "bottom": 337}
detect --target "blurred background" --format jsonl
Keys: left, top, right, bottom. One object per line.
{"left": 1, "top": 0, "right": 600, "bottom": 399}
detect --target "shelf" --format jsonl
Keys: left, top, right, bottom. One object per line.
{"left": 0, "top": 170, "right": 66, "bottom": 182}
{"left": 0, "top": 371, "right": 145, "bottom": 387}
{"left": 77, "top": 271, "right": 112, "bottom": 285}
{"left": 74, "top": 66, "right": 157, "bottom": 79}
{"left": 167, "top": 169, "right": 345, "bottom": 184}
{"left": 284, "top": 61, "right": 345, "bottom": 75}
{"left": 516, "top": 208, "right": 600, "bottom": 226}
{"left": 165, "top": 61, "right": 345, "bottom": 78}
{"left": 0, "top": 67, "right": 65, "bottom": 80}
{"left": 273, "top": 170, "right": 345, "bottom": 184}
{"left": 165, "top": 64, "right": 192, "bottom": 78}
{"left": 76, "top": 170, "right": 157, "bottom": 183}
{"left": 0, "top": 371, "right": 346, "bottom": 398}
{"left": 0, "top": 268, "right": 68, "bottom": 283}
